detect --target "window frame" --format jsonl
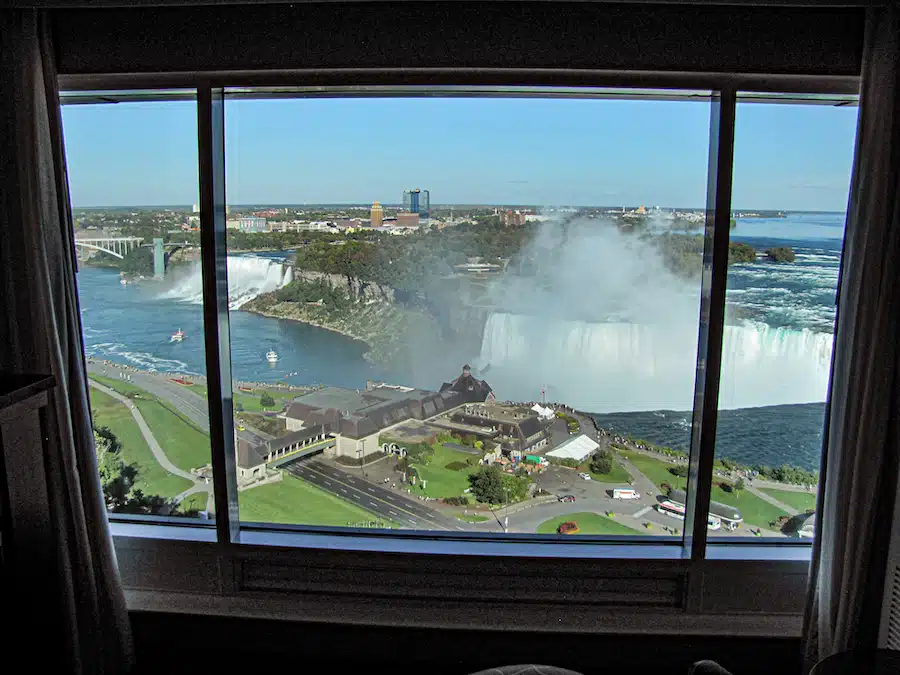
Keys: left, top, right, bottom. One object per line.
{"left": 62, "top": 70, "right": 856, "bottom": 632}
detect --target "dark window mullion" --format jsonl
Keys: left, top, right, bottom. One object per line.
{"left": 198, "top": 84, "right": 240, "bottom": 544}
{"left": 683, "top": 87, "right": 736, "bottom": 564}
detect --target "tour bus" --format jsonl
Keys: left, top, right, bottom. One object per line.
{"left": 656, "top": 499, "right": 722, "bottom": 531}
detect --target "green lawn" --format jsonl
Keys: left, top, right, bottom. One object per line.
{"left": 88, "top": 387, "right": 193, "bottom": 498}
{"left": 457, "top": 513, "right": 490, "bottom": 523}
{"left": 239, "top": 474, "right": 387, "bottom": 526}
{"left": 758, "top": 487, "right": 818, "bottom": 513}
{"left": 411, "top": 443, "right": 480, "bottom": 498}
{"left": 537, "top": 511, "right": 643, "bottom": 536}
{"left": 617, "top": 449, "right": 790, "bottom": 528}
{"left": 132, "top": 398, "right": 211, "bottom": 472}
{"left": 618, "top": 450, "right": 687, "bottom": 491}
{"left": 196, "top": 384, "right": 295, "bottom": 413}
{"left": 180, "top": 491, "right": 209, "bottom": 513}
{"left": 587, "top": 457, "right": 633, "bottom": 484}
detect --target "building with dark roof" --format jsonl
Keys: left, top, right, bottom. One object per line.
{"left": 435, "top": 401, "right": 550, "bottom": 458}
{"left": 439, "top": 365, "right": 493, "bottom": 403}
{"left": 285, "top": 383, "right": 462, "bottom": 458}
{"left": 235, "top": 425, "right": 330, "bottom": 485}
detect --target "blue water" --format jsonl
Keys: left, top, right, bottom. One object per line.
{"left": 77, "top": 212, "right": 844, "bottom": 471}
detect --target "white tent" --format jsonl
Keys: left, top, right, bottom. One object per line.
{"left": 546, "top": 434, "right": 599, "bottom": 461}
{"left": 530, "top": 403, "right": 555, "bottom": 420}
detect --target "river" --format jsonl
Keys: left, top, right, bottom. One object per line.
{"left": 78, "top": 212, "right": 844, "bottom": 471}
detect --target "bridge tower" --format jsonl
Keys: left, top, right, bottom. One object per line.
{"left": 153, "top": 238, "right": 165, "bottom": 279}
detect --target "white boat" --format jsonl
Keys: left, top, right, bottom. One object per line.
{"left": 170, "top": 329, "right": 185, "bottom": 343}
{"left": 266, "top": 350, "right": 278, "bottom": 363}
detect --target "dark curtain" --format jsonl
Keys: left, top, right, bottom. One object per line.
{"left": 0, "top": 9, "right": 134, "bottom": 674}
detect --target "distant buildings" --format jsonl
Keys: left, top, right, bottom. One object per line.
{"left": 268, "top": 221, "right": 336, "bottom": 233}
{"left": 237, "top": 216, "right": 268, "bottom": 233}
{"left": 500, "top": 210, "right": 527, "bottom": 227}
{"left": 395, "top": 212, "right": 420, "bottom": 228}
{"left": 370, "top": 201, "right": 384, "bottom": 227}
{"left": 403, "top": 188, "right": 430, "bottom": 219}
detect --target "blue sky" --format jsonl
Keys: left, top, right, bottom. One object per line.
{"left": 61, "top": 96, "right": 859, "bottom": 211}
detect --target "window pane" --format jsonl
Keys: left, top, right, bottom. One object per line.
{"left": 224, "top": 90, "right": 713, "bottom": 538}
{"left": 62, "top": 96, "right": 216, "bottom": 520}
{"left": 707, "top": 100, "right": 855, "bottom": 538}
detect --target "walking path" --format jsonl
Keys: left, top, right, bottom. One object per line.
{"left": 746, "top": 485, "right": 800, "bottom": 516}
{"left": 90, "top": 380, "right": 212, "bottom": 510}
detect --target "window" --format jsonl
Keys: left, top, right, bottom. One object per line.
{"left": 58, "top": 85, "right": 858, "bottom": 557}
{"left": 709, "top": 98, "right": 856, "bottom": 539}
{"left": 225, "top": 90, "right": 712, "bottom": 538}
{"left": 63, "top": 94, "right": 216, "bottom": 520}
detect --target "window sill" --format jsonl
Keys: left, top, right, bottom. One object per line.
{"left": 110, "top": 520, "right": 811, "bottom": 638}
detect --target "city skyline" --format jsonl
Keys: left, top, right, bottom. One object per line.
{"left": 62, "top": 97, "right": 858, "bottom": 211}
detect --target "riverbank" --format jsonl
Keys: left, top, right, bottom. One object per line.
{"left": 242, "top": 292, "right": 444, "bottom": 366}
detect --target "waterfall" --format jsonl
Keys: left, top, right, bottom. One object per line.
{"left": 478, "top": 312, "right": 833, "bottom": 412}
{"left": 159, "top": 255, "right": 293, "bottom": 309}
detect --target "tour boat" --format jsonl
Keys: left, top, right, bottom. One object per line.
{"left": 170, "top": 329, "right": 185, "bottom": 343}
{"left": 266, "top": 350, "right": 278, "bottom": 363}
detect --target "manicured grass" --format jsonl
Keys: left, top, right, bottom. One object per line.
{"left": 91, "top": 374, "right": 211, "bottom": 471}
{"left": 457, "top": 513, "right": 490, "bottom": 523}
{"left": 133, "top": 398, "right": 211, "bottom": 472}
{"left": 617, "top": 450, "right": 687, "bottom": 491}
{"left": 88, "top": 387, "right": 193, "bottom": 498}
{"left": 239, "top": 475, "right": 387, "bottom": 526}
{"left": 536, "top": 512, "right": 643, "bottom": 536}
{"left": 587, "top": 457, "right": 633, "bottom": 484}
{"left": 617, "top": 449, "right": 789, "bottom": 527}
{"left": 758, "top": 487, "right": 818, "bottom": 512}
{"left": 197, "top": 385, "right": 296, "bottom": 413}
{"left": 180, "top": 491, "right": 209, "bottom": 513}
{"left": 411, "top": 443, "right": 480, "bottom": 498}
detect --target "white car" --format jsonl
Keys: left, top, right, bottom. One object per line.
{"left": 578, "top": 472, "right": 591, "bottom": 481}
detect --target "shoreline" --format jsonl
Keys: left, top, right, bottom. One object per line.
{"left": 239, "top": 303, "right": 374, "bottom": 354}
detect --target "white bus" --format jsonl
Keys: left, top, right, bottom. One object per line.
{"left": 656, "top": 500, "right": 721, "bottom": 530}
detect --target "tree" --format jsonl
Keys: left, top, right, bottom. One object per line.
{"left": 668, "top": 465, "right": 690, "bottom": 478}
{"left": 468, "top": 465, "right": 506, "bottom": 504}
{"left": 765, "top": 246, "right": 796, "bottom": 263}
{"left": 734, "top": 477, "right": 746, "bottom": 496}
{"left": 589, "top": 449, "right": 613, "bottom": 475}
{"left": 260, "top": 392, "right": 276, "bottom": 408}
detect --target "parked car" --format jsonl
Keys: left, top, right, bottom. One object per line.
{"left": 558, "top": 494, "right": 576, "bottom": 503}
{"left": 578, "top": 472, "right": 591, "bottom": 480}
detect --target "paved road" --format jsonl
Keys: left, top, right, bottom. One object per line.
{"left": 285, "top": 460, "right": 467, "bottom": 531}
{"left": 88, "top": 362, "right": 269, "bottom": 445}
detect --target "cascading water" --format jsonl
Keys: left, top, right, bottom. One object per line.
{"left": 478, "top": 312, "right": 833, "bottom": 412}
{"left": 159, "top": 255, "right": 293, "bottom": 309}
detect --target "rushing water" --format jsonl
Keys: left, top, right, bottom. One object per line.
{"left": 78, "top": 213, "right": 843, "bottom": 471}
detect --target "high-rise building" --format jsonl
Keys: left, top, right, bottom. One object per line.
{"left": 403, "top": 188, "right": 430, "bottom": 219}
{"left": 370, "top": 201, "right": 384, "bottom": 227}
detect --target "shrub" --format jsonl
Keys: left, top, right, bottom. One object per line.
{"left": 260, "top": 393, "right": 275, "bottom": 408}
{"left": 445, "top": 461, "right": 469, "bottom": 471}
{"left": 589, "top": 450, "right": 613, "bottom": 475}
{"left": 443, "top": 496, "right": 469, "bottom": 506}
{"left": 668, "top": 465, "right": 690, "bottom": 478}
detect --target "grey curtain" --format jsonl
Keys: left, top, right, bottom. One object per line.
{"left": 0, "top": 9, "right": 133, "bottom": 675}
{"left": 802, "top": 4, "right": 900, "bottom": 670}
